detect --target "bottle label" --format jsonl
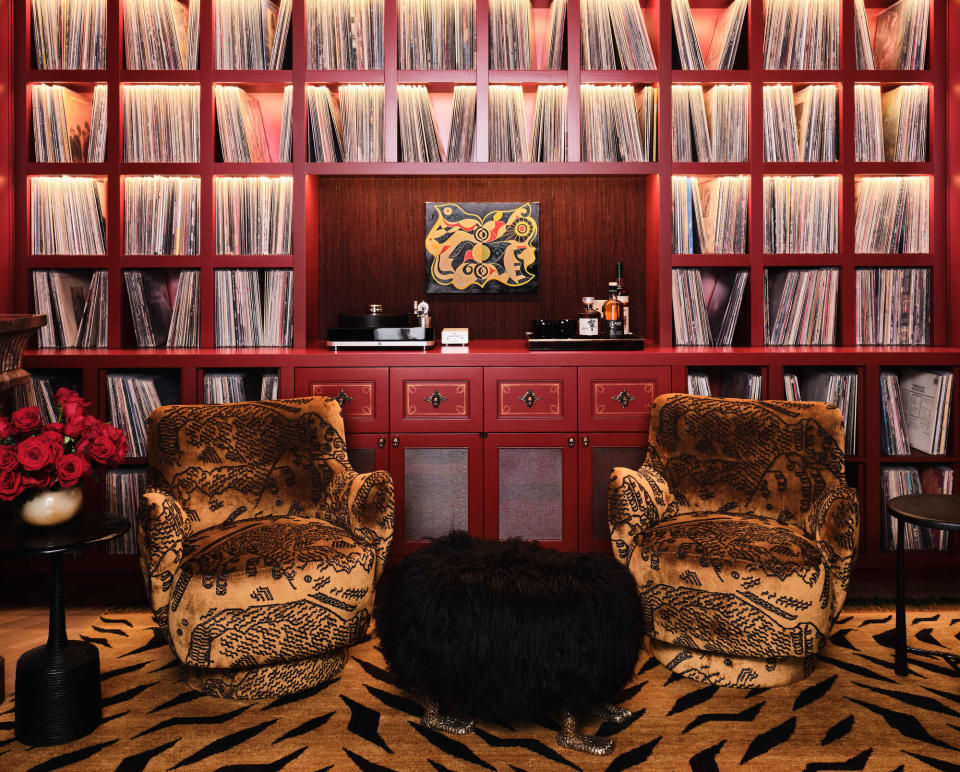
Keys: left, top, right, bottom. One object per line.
{"left": 579, "top": 317, "right": 599, "bottom": 336}
{"left": 606, "top": 320, "right": 624, "bottom": 338}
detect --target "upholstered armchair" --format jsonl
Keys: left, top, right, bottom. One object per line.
{"left": 609, "top": 394, "right": 859, "bottom": 688}
{"left": 137, "top": 397, "right": 394, "bottom": 699}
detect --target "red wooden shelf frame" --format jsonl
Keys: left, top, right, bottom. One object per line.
{"left": 1, "top": 0, "right": 958, "bottom": 576}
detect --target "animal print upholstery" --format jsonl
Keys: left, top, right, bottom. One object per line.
{"left": 610, "top": 394, "right": 859, "bottom": 688}
{"left": 138, "top": 397, "right": 395, "bottom": 699}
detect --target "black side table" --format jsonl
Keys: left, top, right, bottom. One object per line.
{"left": 0, "top": 517, "right": 129, "bottom": 746}
{"left": 886, "top": 494, "right": 960, "bottom": 676}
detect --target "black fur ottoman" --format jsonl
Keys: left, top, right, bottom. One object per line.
{"left": 374, "top": 531, "right": 644, "bottom": 755}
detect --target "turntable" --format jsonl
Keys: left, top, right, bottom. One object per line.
{"left": 326, "top": 302, "right": 436, "bottom": 349}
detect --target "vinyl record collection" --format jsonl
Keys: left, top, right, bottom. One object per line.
{"left": 672, "top": 267, "right": 748, "bottom": 346}
{"left": 203, "top": 370, "right": 279, "bottom": 403}
{"left": 580, "top": 0, "right": 656, "bottom": 70}
{"left": 530, "top": 85, "right": 567, "bottom": 162}
{"left": 880, "top": 368, "right": 953, "bottom": 456}
{"left": 543, "top": 0, "right": 567, "bottom": 68}
{"left": 31, "top": 176, "right": 106, "bottom": 255}
{"left": 215, "top": 0, "right": 292, "bottom": 69}
{"left": 122, "top": 85, "right": 200, "bottom": 163}
{"left": 398, "top": 85, "right": 478, "bottom": 162}
{"left": 124, "top": 176, "right": 199, "bottom": 255}
{"left": 489, "top": 0, "right": 531, "bottom": 70}
{"left": 856, "top": 267, "right": 930, "bottom": 345}
{"left": 306, "top": 0, "right": 384, "bottom": 69}
{"left": 672, "top": 84, "right": 748, "bottom": 163}
{"left": 33, "top": 269, "right": 108, "bottom": 348}
{"left": 762, "top": 84, "right": 837, "bottom": 163}
{"left": 687, "top": 368, "right": 761, "bottom": 399}
{"left": 764, "top": 268, "right": 839, "bottom": 345}
{"left": 580, "top": 84, "right": 657, "bottom": 162}
{"left": 215, "top": 85, "right": 273, "bottom": 163}
{"left": 31, "top": 0, "right": 106, "bottom": 69}
{"left": 105, "top": 469, "right": 147, "bottom": 555}
{"left": 784, "top": 370, "right": 858, "bottom": 454}
{"left": 32, "top": 84, "right": 107, "bottom": 163}
{"left": 398, "top": 0, "right": 475, "bottom": 69}
{"left": 215, "top": 176, "right": 293, "bottom": 254}
{"left": 882, "top": 465, "right": 952, "bottom": 550}
{"left": 763, "top": 176, "right": 839, "bottom": 254}
{"left": 671, "top": 0, "right": 747, "bottom": 70}
{"left": 215, "top": 268, "right": 293, "bottom": 346}
{"left": 854, "top": 0, "right": 929, "bottom": 70}
{"left": 672, "top": 175, "right": 749, "bottom": 254}
{"left": 854, "top": 176, "right": 929, "bottom": 254}
{"left": 489, "top": 85, "right": 528, "bottom": 162}
{"left": 763, "top": 0, "right": 839, "bottom": 70}
{"left": 306, "top": 84, "right": 385, "bottom": 162}
{"left": 107, "top": 374, "right": 164, "bottom": 457}
{"left": 855, "top": 83, "right": 929, "bottom": 163}
{"left": 123, "top": 0, "right": 199, "bottom": 69}
{"left": 124, "top": 269, "right": 200, "bottom": 348}
{"left": 11, "top": 376, "right": 59, "bottom": 424}
{"left": 279, "top": 85, "right": 293, "bottom": 161}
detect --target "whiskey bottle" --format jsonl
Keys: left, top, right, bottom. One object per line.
{"left": 615, "top": 262, "right": 630, "bottom": 335}
{"left": 578, "top": 297, "right": 601, "bottom": 336}
{"left": 602, "top": 282, "right": 624, "bottom": 338}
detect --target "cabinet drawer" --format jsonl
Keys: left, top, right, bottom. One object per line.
{"left": 294, "top": 367, "right": 389, "bottom": 433}
{"left": 484, "top": 367, "right": 577, "bottom": 432}
{"left": 578, "top": 366, "right": 671, "bottom": 432}
{"left": 390, "top": 367, "right": 483, "bottom": 432}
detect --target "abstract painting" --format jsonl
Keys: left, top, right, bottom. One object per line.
{"left": 425, "top": 202, "right": 539, "bottom": 294}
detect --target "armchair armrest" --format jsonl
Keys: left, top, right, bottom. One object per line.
{"left": 608, "top": 466, "right": 678, "bottom": 567}
{"left": 805, "top": 485, "right": 860, "bottom": 620}
{"left": 320, "top": 470, "right": 396, "bottom": 580}
{"left": 138, "top": 489, "right": 191, "bottom": 638}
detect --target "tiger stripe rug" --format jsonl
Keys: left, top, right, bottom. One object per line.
{"left": 1, "top": 609, "right": 959, "bottom": 771}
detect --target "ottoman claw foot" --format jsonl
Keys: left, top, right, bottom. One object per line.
{"left": 557, "top": 711, "right": 615, "bottom": 756}
{"left": 423, "top": 699, "right": 475, "bottom": 736}
{"left": 591, "top": 703, "right": 632, "bottom": 724}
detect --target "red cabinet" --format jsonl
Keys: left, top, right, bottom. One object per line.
{"left": 483, "top": 367, "right": 577, "bottom": 433}
{"left": 578, "top": 433, "right": 649, "bottom": 553}
{"left": 296, "top": 359, "right": 670, "bottom": 556}
{"left": 390, "top": 367, "right": 483, "bottom": 432}
{"left": 389, "top": 433, "right": 484, "bottom": 555}
{"left": 483, "top": 433, "right": 579, "bottom": 551}
{"left": 577, "top": 366, "right": 671, "bottom": 433}
{"left": 295, "top": 367, "right": 389, "bottom": 433}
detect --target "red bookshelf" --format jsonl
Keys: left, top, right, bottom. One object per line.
{"left": 3, "top": 0, "right": 959, "bottom": 591}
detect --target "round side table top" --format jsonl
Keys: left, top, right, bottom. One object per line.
{"left": 886, "top": 494, "right": 960, "bottom": 532}
{"left": 0, "top": 517, "right": 129, "bottom": 556}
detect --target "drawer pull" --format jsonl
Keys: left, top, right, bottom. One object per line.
{"left": 567, "top": 436, "right": 576, "bottom": 448}
{"left": 425, "top": 389, "right": 448, "bottom": 409}
{"left": 392, "top": 437, "right": 400, "bottom": 448}
{"left": 377, "top": 437, "right": 386, "bottom": 449}
{"left": 613, "top": 389, "right": 637, "bottom": 409}
{"left": 518, "top": 389, "right": 542, "bottom": 409}
{"left": 334, "top": 389, "right": 354, "bottom": 409}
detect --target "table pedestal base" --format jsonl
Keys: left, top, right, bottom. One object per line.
{"left": 15, "top": 641, "right": 101, "bottom": 746}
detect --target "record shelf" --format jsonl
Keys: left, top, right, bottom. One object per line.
{"left": 2, "top": 0, "right": 960, "bottom": 595}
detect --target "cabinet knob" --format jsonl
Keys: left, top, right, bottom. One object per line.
{"left": 377, "top": 437, "right": 385, "bottom": 449}
{"left": 567, "top": 437, "right": 576, "bottom": 448}
{"left": 334, "top": 389, "right": 354, "bottom": 409}
{"left": 582, "top": 435, "right": 590, "bottom": 447}
{"left": 613, "top": 389, "right": 637, "bottom": 409}
{"left": 518, "top": 389, "right": 542, "bottom": 408}
{"left": 392, "top": 437, "right": 400, "bottom": 448}
{"left": 425, "top": 389, "right": 448, "bottom": 409}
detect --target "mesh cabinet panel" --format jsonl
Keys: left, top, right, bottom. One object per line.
{"left": 498, "top": 446, "right": 564, "bottom": 540}
{"left": 403, "top": 447, "right": 470, "bottom": 541}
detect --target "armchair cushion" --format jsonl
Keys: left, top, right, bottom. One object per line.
{"left": 636, "top": 511, "right": 833, "bottom": 660}
{"left": 168, "top": 516, "right": 376, "bottom": 671}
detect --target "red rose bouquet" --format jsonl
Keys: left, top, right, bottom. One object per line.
{"left": 0, "top": 388, "right": 128, "bottom": 503}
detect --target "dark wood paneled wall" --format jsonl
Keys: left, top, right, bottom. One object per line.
{"left": 313, "top": 176, "right": 646, "bottom": 340}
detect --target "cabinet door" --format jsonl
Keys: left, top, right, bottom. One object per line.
{"left": 345, "top": 433, "right": 390, "bottom": 475}
{"left": 295, "top": 367, "right": 389, "bottom": 433}
{"left": 390, "top": 367, "right": 483, "bottom": 433}
{"left": 389, "top": 433, "right": 484, "bottom": 555}
{"left": 484, "top": 433, "right": 578, "bottom": 551}
{"left": 483, "top": 366, "right": 577, "bottom": 433}
{"left": 578, "top": 433, "right": 649, "bottom": 553}
{"left": 578, "top": 366, "right": 671, "bottom": 432}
